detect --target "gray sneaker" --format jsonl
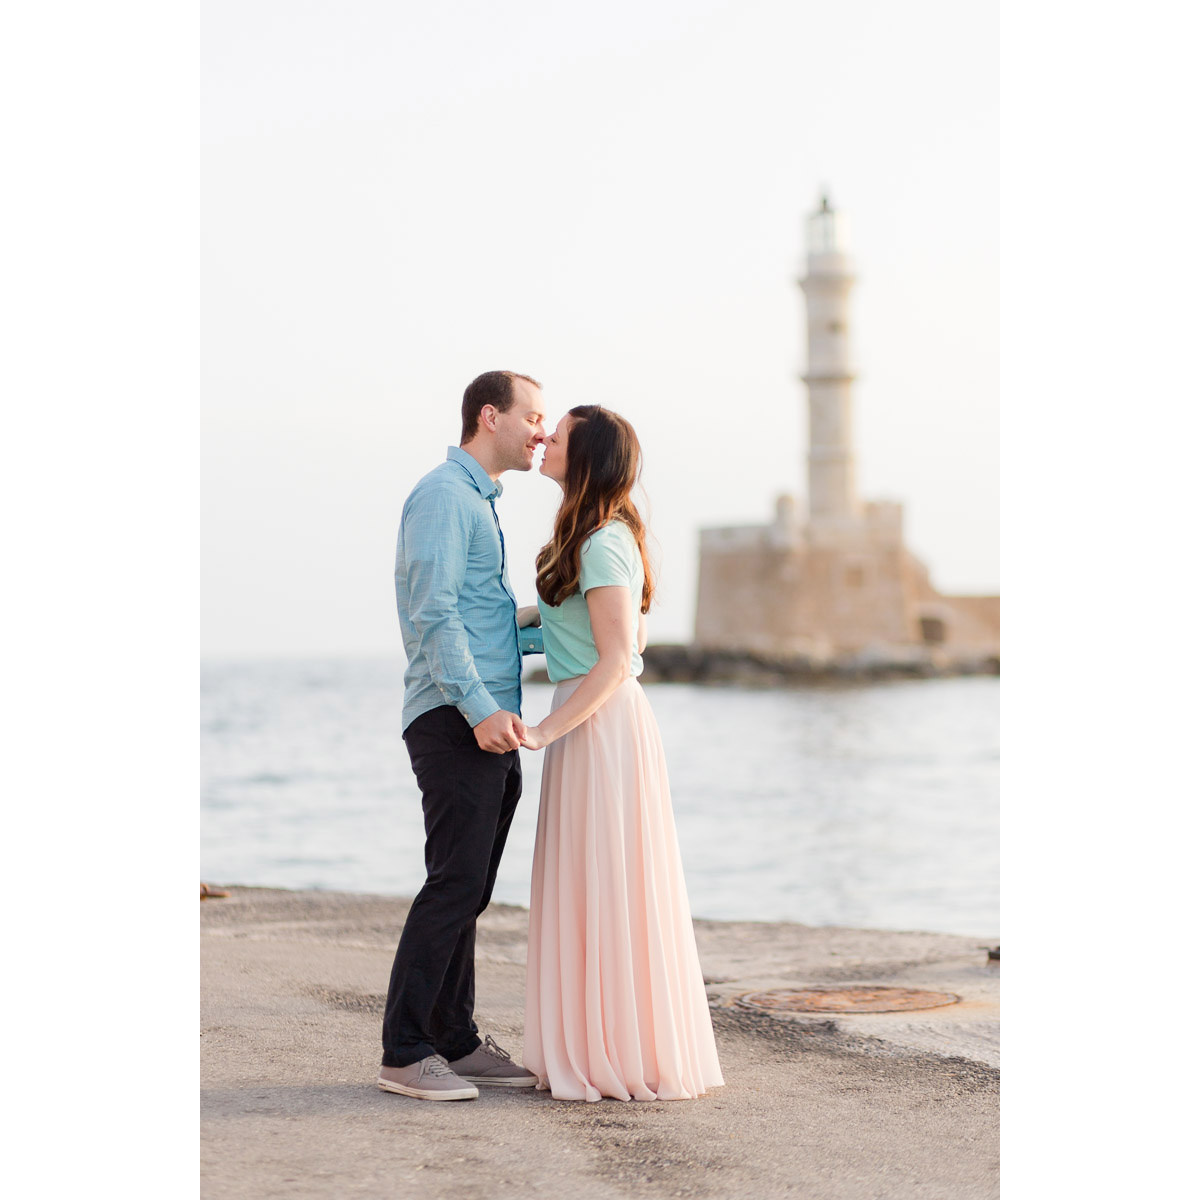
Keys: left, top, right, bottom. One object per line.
{"left": 377, "top": 1055, "right": 479, "bottom": 1101}
{"left": 446, "top": 1035, "right": 537, "bottom": 1087}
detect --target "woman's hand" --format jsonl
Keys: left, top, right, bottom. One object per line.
{"left": 520, "top": 724, "right": 549, "bottom": 751}
{"left": 516, "top": 605, "right": 541, "bottom": 628}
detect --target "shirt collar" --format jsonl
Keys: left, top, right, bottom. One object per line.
{"left": 446, "top": 446, "right": 503, "bottom": 500}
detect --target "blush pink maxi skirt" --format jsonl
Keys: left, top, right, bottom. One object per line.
{"left": 523, "top": 677, "right": 724, "bottom": 1102}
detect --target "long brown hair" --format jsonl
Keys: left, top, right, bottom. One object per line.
{"left": 535, "top": 405, "right": 655, "bottom": 613}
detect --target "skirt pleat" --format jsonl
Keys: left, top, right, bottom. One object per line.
{"left": 524, "top": 678, "right": 724, "bottom": 1102}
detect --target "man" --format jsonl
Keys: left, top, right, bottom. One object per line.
{"left": 378, "top": 370, "right": 545, "bottom": 1101}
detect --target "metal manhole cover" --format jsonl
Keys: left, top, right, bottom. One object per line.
{"left": 734, "top": 986, "right": 960, "bottom": 1014}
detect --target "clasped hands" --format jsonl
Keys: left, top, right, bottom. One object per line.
{"left": 473, "top": 709, "right": 548, "bottom": 754}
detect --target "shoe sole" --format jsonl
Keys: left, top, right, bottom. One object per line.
{"left": 377, "top": 1078, "right": 479, "bottom": 1101}
{"left": 457, "top": 1075, "right": 538, "bottom": 1088}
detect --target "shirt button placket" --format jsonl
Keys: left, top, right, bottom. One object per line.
{"left": 490, "top": 497, "right": 522, "bottom": 713}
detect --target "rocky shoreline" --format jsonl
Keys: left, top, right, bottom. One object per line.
{"left": 526, "top": 642, "right": 1000, "bottom": 686}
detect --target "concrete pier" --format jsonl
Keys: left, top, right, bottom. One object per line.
{"left": 201, "top": 887, "right": 999, "bottom": 1199}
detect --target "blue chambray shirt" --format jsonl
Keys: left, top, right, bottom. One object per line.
{"left": 395, "top": 446, "right": 522, "bottom": 733}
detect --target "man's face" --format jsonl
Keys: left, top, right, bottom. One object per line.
{"left": 492, "top": 379, "right": 546, "bottom": 473}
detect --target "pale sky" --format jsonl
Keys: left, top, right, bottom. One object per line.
{"left": 202, "top": 0, "right": 1007, "bottom": 657}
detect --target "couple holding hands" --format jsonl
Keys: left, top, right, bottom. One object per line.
{"left": 379, "top": 370, "right": 723, "bottom": 1104}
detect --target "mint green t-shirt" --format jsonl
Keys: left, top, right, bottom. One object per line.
{"left": 537, "top": 522, "right": 644, "bottom": 683}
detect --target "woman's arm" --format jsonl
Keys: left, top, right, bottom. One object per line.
{"left": 637, "top": 610, "right": 648, "bottom": 654}
{"left": 521, "top": 586, "right": 632, "bottom": 749}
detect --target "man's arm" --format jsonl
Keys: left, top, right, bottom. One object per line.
{"left": 400, "top": 485, "right": 504, "bottom": 730}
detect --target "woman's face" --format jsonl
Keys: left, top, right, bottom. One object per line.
{"left": 539, "top": 415, "right": 573, "bottom": 484}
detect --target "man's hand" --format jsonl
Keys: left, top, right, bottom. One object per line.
{"left": 516, "top": 605, "right": 541, "bottom": 628}
{"left": 473, "top": 710, "right": 526, "bottom": 753}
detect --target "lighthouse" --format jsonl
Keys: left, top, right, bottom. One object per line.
{"left": 800, "top": 193, "right": 859, "bottom": 526}
{"left": 690, "top": 191, "right": 1000, "bottom": 668}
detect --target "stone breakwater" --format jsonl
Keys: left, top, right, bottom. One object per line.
{"left": 527, "top": 642, "right": 1000, "bottom": 685}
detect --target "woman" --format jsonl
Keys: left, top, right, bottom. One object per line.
{"left": 518, "top": 405, "right": 724, "bottom": 1102}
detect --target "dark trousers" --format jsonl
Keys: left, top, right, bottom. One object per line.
{"left": 380, "top": 705, "right": 523, "bottom": 1068}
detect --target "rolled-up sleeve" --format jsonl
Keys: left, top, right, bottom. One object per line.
{"left": 398, "top": 487, "right": 500, "bottom": 727}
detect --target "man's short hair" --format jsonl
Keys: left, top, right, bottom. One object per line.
{"left": 461, "top": 371, "right": 541, "bottom": 442}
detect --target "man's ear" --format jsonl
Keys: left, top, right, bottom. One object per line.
{"left": 479, "top": 404, "right": 498, "bottom": 433}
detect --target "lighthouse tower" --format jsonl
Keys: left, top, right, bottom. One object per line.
{"left": 800, "top": 194, "right": 859, "bottom": 527}
{"left": 690, "top": 190, "right": 1000, "bottom": 667}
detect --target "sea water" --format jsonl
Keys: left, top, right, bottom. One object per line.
{"left": 201, "top": 659, "right": 998, "bottom": 937}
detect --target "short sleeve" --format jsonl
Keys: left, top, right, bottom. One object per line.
{"left": 579, "top": 523, "right": 635, "bottom": 592}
